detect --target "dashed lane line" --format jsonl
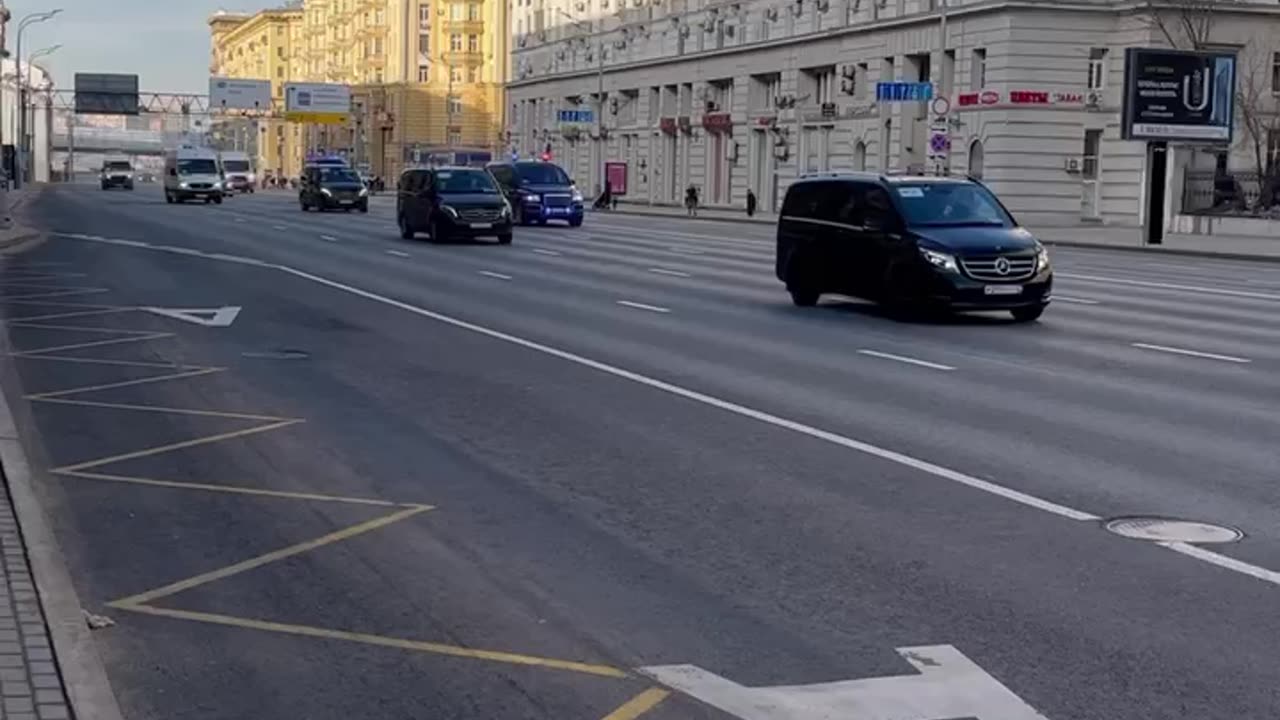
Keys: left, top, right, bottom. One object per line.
{"left": 647, "top": 268, "right": 692, "bottom": 278}
{"left": 531, "top": 248, "right": 562, "bottom": 256}
{"left": 856, "top": 349, "right": 956, "bottom": 372}
{"left": 1051, "top": 296, "right": 1101, "bottom": 305}
{"left": 1130, "top": 342, "right": 1251, "bottom": 364}
{"left": 1059, "top": 272, "right": 1280, "bottom": 301}
{"left": 478, "top": 270, "right": 513, "bottom": 280}
{"left": 616, "top": 300, "right": 671, "bottom": 314}
{"left": 386, "top": 250, "right": 411, "bottom": 258}
{"left": 320, "top": 235, "right": 339, "bottom": 242}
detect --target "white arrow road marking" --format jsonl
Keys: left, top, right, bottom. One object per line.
{"left": 144, "top": 306, "right": 241, "bottom": 327}
{"left": 641, "top": 645, "right": 1049, "bottom": 720}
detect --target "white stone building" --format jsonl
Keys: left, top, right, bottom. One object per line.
{"left": 506, "top": 0, "right": 1280, "bottom": 228}
{"left": 1, "top": 59, "right": 55, "bottom": 183}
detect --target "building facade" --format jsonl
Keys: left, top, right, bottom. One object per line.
{"left": 506, "top": 0, "right": 1280, "bottom": 227}
{"left": 210, "top": 0, "right": 510, "bottom": 180}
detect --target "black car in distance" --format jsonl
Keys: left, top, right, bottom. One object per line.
{"left": 775, "top": 172, "right": 1052, "bottom": 321}
{"left": 100, "top": 160, "right": 134, "bottom": 190}
{"left": 299, "top": 165, "right": 369, "bottom": 212}
{"left": 487, "top": 160, "right": 585, "bottom": 227}
{"left": 397, "top": 166, "right": 513, "bottom": 244}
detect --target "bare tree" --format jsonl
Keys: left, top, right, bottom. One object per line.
{"left": 1234, "top": 51, "right": 1280, "bottom": 212}
{"left": 1141, "top": 0, "right": 1224, "bottom": 50}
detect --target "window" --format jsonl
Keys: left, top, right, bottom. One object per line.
{"left": 447, "top": 95, "right": 463, "bottom": 114}
{"left": 447, "top": 128, "right": 463, "bottom": 146}
{"left": 1088, "top": 48, "right": 1108, "bottom": 91}
{"left": 418, "top": 65, "right": 431, "bottom": 81}
{"left": 450, "top": 66, "right": 463, "bottom": 83}
{"left": 1082, "top": 129, "right": 1102, "bottom": 179}
{"left": 968, "top": 139, "right": 984, "bottom": 179}
{"left": 419, "top": 33, "right": 431, "bottom": 54}
{"left": 852, "top": 141, "right": 866, "bottom": 171}
{"left": 276, "top": 67, "right": 284, "bottom": 78}
{"left": 277, "top": 46, "right": 286, "bottom": 58}
{"left": 893, "top": 182, "right": 1011, "bottom": 227}
{"left": 450, "top": 3, "right": 465, "bottom": 20}
{"left": 971, "top": 48, "right": 987, "bottom": 90}
{"left": 1273, "top": 51, "right": 1280, "bottom": 94}
{"left": 468, "top": 33, "right": 479, "bottom": 52}
{"left": 419, "top": 3, "right": 432, "bottom": 25}
{"left": 467, "top": 66, "right": 480, "bottom": 83}
{"left": 468, "top": 2, "right": 482, "bottom": 20}
{"left": 450, "top": 33, "right": 463, "bottom": 51}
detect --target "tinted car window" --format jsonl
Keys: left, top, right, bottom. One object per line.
{"left": 318, "top": 168, "right": 361, "bottom": 184}
{"left": 892, "top": 183, "right": 1012, "bottom": 227}
{"left": 105, "top": 161, "right": 132, "bottom": 171}
{"left": 782, "top": 182, "right": 821, "bottom": 217}
{"left": 514, "top": 163, "right": 570, "bottom": 185}
{"left": 435, "top": 170, "right": 498, "bottom": 194}
{"left": 223, "top": 160, "right": 251, "bottom": 172}
{"left": 177, "top": 159, "right": 218, "bottom": 175}
{"left": 862, "top": 186, "right": 896, "bottom": 228}
{"left": 489, "top": 165, "right": 516, "bottom": 187}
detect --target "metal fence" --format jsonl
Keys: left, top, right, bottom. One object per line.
{"left": 1182, "top": 170, "right": 1280, "bottom": 216}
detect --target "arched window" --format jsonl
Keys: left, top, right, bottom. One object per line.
{"left": 968, "top": 139, "right": 985, "bottom": 179}
{"left": 852, "top": 140, "right": 866, "bottom": 171}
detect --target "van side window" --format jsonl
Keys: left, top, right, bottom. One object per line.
{"left": 829, "top": 184, "right": 866, "bottom": 228}
{"left": 782, "top": 182, "right": 822, "bottom": 218}
{"left": 863, "top": 186, "right": 895, "bottom": 229}
{"left": 419, "top": 171, "right": 434, "bottom": 191}
{"left": 490, "top": 165, "right": 515, "bottom": 188}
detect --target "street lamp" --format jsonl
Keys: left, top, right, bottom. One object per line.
{"left": 15, "top": 8, "right": 61, "bottom": 188}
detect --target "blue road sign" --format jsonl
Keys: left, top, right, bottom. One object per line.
{"left": 875, "top": 82, "right": 934, "bottom": 102}
{"left": 557, "top": 109, "right": 595, "bottom": 124}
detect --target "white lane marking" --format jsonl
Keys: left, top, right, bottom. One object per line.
{"left": 385, "top": 250, "right": 410, "bottom": 258}
{"left": 531, "top": 248, "right": 562, "bottom": 256}
{"left": 616, "top": 300, "right": 671, "bottom": 314}
{"left": 648, "top": 268, "right": 693, "bottom": 278}
{"left": 76, "top": 233, "right": 1280, "bottom": 589}
{"left": 145, "top": 306, "right": 241, "bottom": 327}
{"left": 234, "top": 217, "right": 246, "bottom": 223}
{"left": 1131, "top": 342, "right": 1251, "bottom": 364}
{"left": 669, "top": 247, "right": 705, "bottom": 254}
{"left": 1052, "top": 295, "right": 1100, "bottom": 305}
{"left": 320, "top": 235, "right": 338, "bottom": 242}
{"left": 1160, "top": 542, "right": 1280, "bottom": 585}
{"left": 273, "top": 225, "right": 288, "bottom": 230}
{"left": 1059, "top": 272, "right": 1280, "bottom": 301}
{"left": 641, "top": 645, "right": 1050, "bottom": 720}
{"left": 478, "top": 270, "right": 512, "bottom": 280}
{"left": 856, "top": 349, "right": 956, "bottom": 371}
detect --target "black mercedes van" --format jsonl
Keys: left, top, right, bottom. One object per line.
{"left": 775, "top": 172, "right": 1052, "bottom": 321}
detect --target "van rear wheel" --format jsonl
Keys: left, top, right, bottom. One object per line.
{"left": 788, "top": 286, "right": 820, "bottom": 307}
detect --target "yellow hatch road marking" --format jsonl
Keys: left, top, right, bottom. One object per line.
{"left": 113, "top": 604, "right": 630, "bottom": 679}
{"left": 9, "top": 355, "right": 202, "bottom": 369}
{"left": 31, "top": 397, "right": 288, "bottom": 421}
{"left": 51, "top": 419, "right": 304, "bottom": 475}
{"left": 4, "top": 287, "right": 111, "bottom": 301}
{"left": 600, "top": 688, "right": 672, "bottom": 720}
{"left": 110, "top": 505, "right": 433, "bottom": 607}
{"left": 11, "top": 332, "right": 174, "bottom": 356}
{"left": 55, "top": 471, "right": 412, "bottom": 508}
{"left": 27, "top": 367, "right": 224, "bottom": 399}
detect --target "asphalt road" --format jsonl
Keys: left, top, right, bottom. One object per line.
{"left": 5, "top": 183, "right": 1280, "bottom": 719}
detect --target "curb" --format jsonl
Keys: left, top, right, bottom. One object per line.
{"left": 0, "top": 226, "right": 41, "bottom": 251}
{"left": 599, "top": 207, "right": 772, "bottom": 226}
{"left": 0, "top": 230, "right": 127, "bottom": 720}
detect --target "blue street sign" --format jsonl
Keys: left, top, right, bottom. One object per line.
{"left": 557, "top": 109, "right": 594, "bottom": 124}
{"left": 875, "top": 82, "right": 934, "bottom": 103}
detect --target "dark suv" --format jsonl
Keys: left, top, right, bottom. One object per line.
{"left": 775, "top": 173, "right": 1052, "bottom": 321}
{"left": 487, "top": 160, "right": 584, "bottom": 226}
{"left": 397, "top": 166, "right": 513, "bottom": 244}
{"left": 299, "top": 164, "right": 369, "bottom": 212}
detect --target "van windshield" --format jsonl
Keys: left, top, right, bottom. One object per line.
{"left": 893, "top": 183, "right": 1013, "bottom": 227}
{"left": 178, "top": 159, "right": 219, "bottom": 176}
{"left": 105, "top": 161, "right": 132, "bottom": 171}
{"left": 514, "top": 163, "right": 570, "bottom": 186}
{"left": 436, "top": 170, "right": 498, "bottom": 194}
{"left": 223, "top": 160, "right": 251, "bottom": 172}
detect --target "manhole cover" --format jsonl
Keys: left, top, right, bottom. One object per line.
{"left": 241, "top": 349, "right": 310, "bottom": 360}
{"left": 1104, "top": 516, "right": 1243, "bottom": 544}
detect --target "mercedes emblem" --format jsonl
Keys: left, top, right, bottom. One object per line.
{"left": 994, "top": 257, "right": 1011, "bottom": 275}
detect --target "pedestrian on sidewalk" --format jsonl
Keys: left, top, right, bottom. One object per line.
{"left": 746, "top": 188, "right": 757, "bottom": 217}
{"left": 685, "top": 184, "right": 699, "bottom": 217}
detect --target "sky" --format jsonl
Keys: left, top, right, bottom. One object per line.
{"left": 7, "top": 0, "right": 273, "bottom": 94}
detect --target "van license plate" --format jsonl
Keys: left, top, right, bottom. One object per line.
{"left": 470, "top": 222, "right": 491, "bottom": 229}
{"left": 984, "top": 285, "right": 1022, "bottom": 296}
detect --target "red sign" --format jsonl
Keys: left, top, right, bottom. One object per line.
{"left": 980, "top": 90, "right": 1000, "bottom": 105}
{"left": 1010, "top": 90, "right": 1050, "bottom": 105}
{"left": 701, "top": 112, "right": 732, "bottom": 133}
{"left": 1052, "top": 91, "right": 1084, "bottom": 104}
{"left": 605, "top": 161, "right": 627, "bottom": 195}
{"left": 754, "top": 115, "right": 777, "bottom": 127}
{"left": 659, "top": 117, "right": 678, "bottom": 136}
{"left": 956, "top": 92, "right": 980, "bottom": 107}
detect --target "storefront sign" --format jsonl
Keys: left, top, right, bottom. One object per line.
{"left": 605, "top": 161, "right": 628, "bottom": 195}
{"left": 875, "top": 82, "right": 934, "bottom": 102}
{"left": 557, "top": 109, "right": 595, "bottom": 125}
{"left": 956, "top": 90, "right": 1001, "bottom": 107}
{"left": 955, "top": 89, "right": 1086, "bottom": 108}
{"left": 1122, "top": 47, "right": 1236, "bottom": 142}
{"left": 701, "top": 112, "right": 733, "bottom": 133}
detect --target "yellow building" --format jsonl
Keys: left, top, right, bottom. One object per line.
{"left": 208, "top": 7, "right": 306, "bottom": 179}
{"left": 210, "top": 0, "right": 508, "bottom": 180}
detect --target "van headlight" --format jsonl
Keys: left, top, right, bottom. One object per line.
{"left": 571, "top": 189, "right": 584, "bottom": 203}
{"left": 920, "top": 248, "right": 959, "bottom": 273}
{"left": 359, "top": 187, "right": 369, "bottom": 197}
{"left": 1036, "top": 244, "right": 1051, "bottom": 272}
{"left": 442, "top": 205, "right": 459, "bottom": 218}
{"left": 523, "top": 192, "right": 541, "bottom": 202}
{"left": 321, "top": 188, "right": 333, "bottom": 196}
{"left": 500, "top": 202, "right": 512, "bottom": 218}
{"left": 179, "top": 182, "right": 189, "bottom": 189}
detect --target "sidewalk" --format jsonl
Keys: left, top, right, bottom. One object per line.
{"left": 0, "top": 186, "right": 43, "bottom": 251}
{"left": 601, "top": 202, "right": 1280, "bottom": 262}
